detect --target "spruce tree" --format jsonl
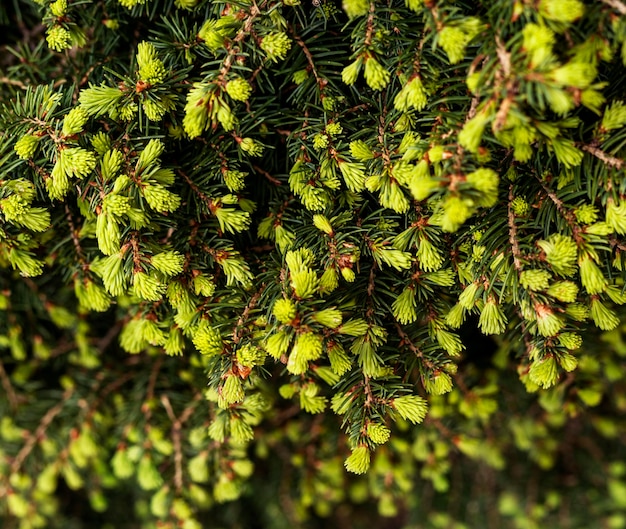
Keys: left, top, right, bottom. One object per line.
{"left": 1, "top": 0, "right": 626, "bottom": 527}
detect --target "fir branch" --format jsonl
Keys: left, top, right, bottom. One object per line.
{"left": 2, "top": 1, "right": 626, "bottom": 523}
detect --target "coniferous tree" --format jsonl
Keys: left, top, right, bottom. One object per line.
{"left": 1, "top": 0, "right": 626, "bottom": 527}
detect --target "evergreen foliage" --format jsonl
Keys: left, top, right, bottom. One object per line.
{"left": 1, "top": 0, "right": 626, "bottom": 527}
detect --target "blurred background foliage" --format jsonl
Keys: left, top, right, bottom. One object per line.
{"left": 1, "top": 285, "right": 626, "bottom": 528}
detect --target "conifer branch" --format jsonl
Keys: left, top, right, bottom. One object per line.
{"left": 2, "top": 0, "right": 626, "bottom": 523}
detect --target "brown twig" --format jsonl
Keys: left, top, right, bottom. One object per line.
{"left": 425, "top": 416, "right": 455, "bottom": 440}
{"left": 377, "top": 111, "right": 391, "bottom": 166}
{"left": 536, "top": 176, "right": 584, "bottom": 244}
{"left": 362, "top": 374, "right": 374, "bottom": 407}
{"left": 364, "top": 2, "right": 377, "bottom": 47}
{"left": 0, "top": 77, "right": 27, "bottom": 90}
{"left": 600, "top": 0, "right": 626, "bottom": 14}
{"left": 178, "top": 170, "right": 217, "bottom": 213}
{"left": 395, "top": 322, "right": 436, "bottom": 370}
{"left": 232, "top": 287, "right": 264, "bottom": 344}
{"left": 494, "top": 35, "right": 511, "bottom": 78}
{"left": 160, "top": 392, "right": 202, "bottom": 493}
{"left": 252, "top": 165, "right": 282, "bottom": 186}
{"left": 0, "top": 359, "right": 18, "bottom": 411}
{"left": 581, "top": 144, "right": 625, "bottom": 169}
{"left": 85, "top": 370, "right": 136, "bottom": 422}
{"left": 217, "top": 3, "right": 263, "bottom": 83}
{"left": 96, "top": 320, "right": 125, "bottom": 353}
{"left": 507, "top": 185, "right": 523, "bottom": 273}
{"left": 9, "top": 388, "right": 75, "bottom": 475}
{"left": 65, "top": 203, "right": 86, "bottom": 267}
{"left": 142, "top": 356, "right": 163, "bottom": 425}
{"left": 291, "top": 33, "right": 322, "bottom": 85}
{"left": 160, "top": 394, "right": 184, "bottom": 493}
